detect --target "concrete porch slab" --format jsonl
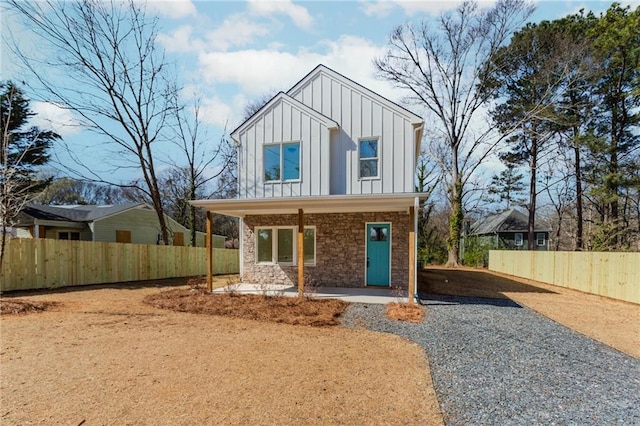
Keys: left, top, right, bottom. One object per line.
{"left": 212, "top": 283, "right": 406, "bottom": 305}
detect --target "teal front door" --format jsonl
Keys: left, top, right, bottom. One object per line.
{"left": 366, "top": 223, "right": 391, "bottom": 286}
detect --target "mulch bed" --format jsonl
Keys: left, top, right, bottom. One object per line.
{"left": 386, "top": 302, "right": 425, "bottom": 323}
{"left": 143, "top": 287, "right": 349, "bottom": 326}
{"left": 1, "top": 299, "right": 59, "bottom": 315}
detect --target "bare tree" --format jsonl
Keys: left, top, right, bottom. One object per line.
{"left": 169, "top": 93, "right": 234, "bottom": 246}
{"left": 375, "top": 0, "right": 534, "bottom": 265}
{"left": 8, "top": 0, "right": 178, "bottom": 244}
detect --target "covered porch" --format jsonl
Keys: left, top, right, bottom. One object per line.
{"left": 191, "top": 193, "right": 422, "bottom": 303}
{"left": 212, "top": 283, "right": 408, "bottom": 304}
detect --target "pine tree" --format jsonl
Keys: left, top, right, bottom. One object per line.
{"left": 1, "top": 81, "right": 60, "bottom": 269}
{"left": 487, "top": 157, "right": 526, "bottom": 211}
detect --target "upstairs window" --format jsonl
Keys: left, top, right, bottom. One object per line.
{"left": 359, "top": 138, "right": 379, "bottom": 178}
{"left": 264, "top": 142, "right": 300, "bottom": 182}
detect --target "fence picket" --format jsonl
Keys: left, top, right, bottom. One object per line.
{"left": 489, "top": 250, "right": 639, "bottom": 304}
{"left": 1, "top": 239, "right": 239, "bottom": 292}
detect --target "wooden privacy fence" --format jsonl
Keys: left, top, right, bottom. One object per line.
{"left": 489, "top": 250, "right": 639, "bottom": 304}
{"left": 0, "top": 238, "right": 239, "bottom": 292}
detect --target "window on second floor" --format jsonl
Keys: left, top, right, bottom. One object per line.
{"left": 264, "top": 142, "right": 300, "bottom": 182}
{"left": 359, "top": 138, "right": 379, "bottom": 178}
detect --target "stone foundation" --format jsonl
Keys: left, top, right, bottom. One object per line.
{"left": 241, "top": 211, "right": 410, "bottom": 288}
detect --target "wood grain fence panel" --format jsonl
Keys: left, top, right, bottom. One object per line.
{"left": 1, "top": 239, "right": 239, "bottom": 292}
{"left": 489, "top": 250, "right": 639, "bottom": 304}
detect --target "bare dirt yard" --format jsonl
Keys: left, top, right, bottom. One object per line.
{"left": 420, "top": 266, "right": 640, "bottom": 359}
{"left": 0, "top": 276, "right": 443, "bottom": 425}
{"left": 3, "top": 268, "right": 637, "bottom": 424}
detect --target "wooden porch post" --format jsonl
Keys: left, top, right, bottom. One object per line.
{"left": 206, "top": 211, "right": 213, "bottom": 292}
{"left": 408, "top": 206, "right": 416, "bottom": 304}
{"left": 297, "top": 209, "right": 304, "bottom": 299}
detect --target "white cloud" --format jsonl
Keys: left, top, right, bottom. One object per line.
{"left": 359, "top": 0, "right": 499, "bottom": 17}
{"left": 200, "top": 96, "right": 234, "bottom": 128}
{"left": 199, "top": 35, "right": 397, "bottom": 98}
{"left": 144, "top": 0, "right": 197, "bottom": 19}
{"left": 247, "top": 0, "right": 314, "bottom": 29}
{"left": 157, "top": 25, "right": 205, "bottom": 53}
{"left": 196, "top": 35, "right": 412, "bottom": 127}
{"left": 207, "top": 14, "right": 270, "bottom": 51}
{"left": 29, "top": 102, "right": 82, "bottom": 138}
{"left": 158, "top": 15, "right": 270, "bottom": 53}
{"left": 360, "top": 0, "right": 397, "bottom": 17}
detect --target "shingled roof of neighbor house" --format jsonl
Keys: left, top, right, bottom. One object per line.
{"left": 470, "top": 208, "right": 550, "bottom": 235}
{"left": 22, "top": 203, "right": 146, "bottom": 222}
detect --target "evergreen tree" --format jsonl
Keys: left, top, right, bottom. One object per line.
{"left": 584, "top": 4, "right": 640, "bottom": 249}
{"left": 487, "top": 156, "right": 526, "bottom": 211}
{"left": 1, "top": 81, "right": 60, "bottom": 268}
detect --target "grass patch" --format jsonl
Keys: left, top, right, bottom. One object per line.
{"left": 386, "top": 302, "right": 425, "bottom": 323}
{"left": 143, "top": 287, "right": 349, "bottom": 327}
{"left": 1, "top": 299, "right": 59, "bottom": 316}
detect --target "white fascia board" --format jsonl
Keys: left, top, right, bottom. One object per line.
{"left": 287, "top": 64, "right": 424, "bottom": 126}
{"left": 190, "top": 194, "right": 424, "bottom": 217}
{"left": 230, "top": 92, "right": 339, "bottom": 142}
{"left": 33, "top": 219, "right": 85, "bottom": 228}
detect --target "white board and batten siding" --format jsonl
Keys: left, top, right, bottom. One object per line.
{"left": 288, "top": 66, "right": 421, "bottom": 196}
{"left": 235, "top": 94, "right": 336, "bottom": 198}
{"left": 233, "top": 65, "right": 423, "bottom": 200}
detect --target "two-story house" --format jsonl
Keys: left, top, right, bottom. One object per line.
{"left": 192, "top": 65, "right": 424, "bottom": 300}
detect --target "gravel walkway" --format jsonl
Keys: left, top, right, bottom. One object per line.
{"left": 341, "top": 295, "right": 640, "bottom": 425}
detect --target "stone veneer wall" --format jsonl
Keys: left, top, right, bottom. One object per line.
{"left": 241, "top": 211, "right": 410, "bottom": 288}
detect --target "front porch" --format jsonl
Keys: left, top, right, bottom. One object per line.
{"left": 191, "top": 193, "right": 423, "bottom": 303}
{"left": 212, "top": 283, "right": 408, "bottom": 304}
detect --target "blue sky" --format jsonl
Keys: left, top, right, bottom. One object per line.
{"left": 2, "top": 0, "right": 637, "bottom": 184}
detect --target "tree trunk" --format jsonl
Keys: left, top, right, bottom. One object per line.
{"left": 573, "top": 134, "right": 583, "bottom": 251}
{"left": 528, "top": 132, "right": 538, "bottom": 251}
{"left": 189, "top": 174, "right": 197, "bottom": 247}
{"left": 446, "top": 177, "right": 463, "bottom": 267}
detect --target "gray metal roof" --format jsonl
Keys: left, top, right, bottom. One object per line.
{"left": 23, "top": 203, "right": 143, "bottom": 222}
{"left": 470, "top": 208, "right": 548, "bottom": 235}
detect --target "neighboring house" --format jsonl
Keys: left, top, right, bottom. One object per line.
{"left": 192, "top": 64, "right": 424, "bottom": 297}
{"left": 467, "top": 208, "right": 550, "bottom": 251}
{"left": 13, "top": 203, "right": 226, "bottom": 248}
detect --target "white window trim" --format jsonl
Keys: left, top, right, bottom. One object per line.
{"left": 358, "top": 136, "right": 381, "bottom": 180}
{"left": 514, "top": 233, "right": 523, "bottom": 246}
{"left": 255, "top": 226, "right": 316, "bottom": 266}
{"left": 263, "top": 141, "right": 302, "bottom": 183}
{"left": 536, "top": 233, "right": 545, "bottom": 246}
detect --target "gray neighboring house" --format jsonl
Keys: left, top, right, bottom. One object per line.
{"left": 468, "top": 208, "right": 550, "bottom": 251}
{"left": 13, "top": 203, "right": 225, "bottom": 248}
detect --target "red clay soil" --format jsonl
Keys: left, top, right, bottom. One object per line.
{"left": 419, "top": 266, "right": 639, "bottom": 359}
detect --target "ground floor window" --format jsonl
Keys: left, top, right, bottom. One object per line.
{"left": 536, "top": 233, "right": 546, "bottom": 246}
{"left": 59, "top": 231, "right": 80, "bottom": 240}
{"left": 256, "top": 226, "right": 315, "bottom": 265}
{"left": 514, "top": 233, "right": 523, "bottom": 246}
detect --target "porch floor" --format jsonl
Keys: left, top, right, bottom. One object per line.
{"left": 212, "top": 284, "right": 407, "bottom": 305}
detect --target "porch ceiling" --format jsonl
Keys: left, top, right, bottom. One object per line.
{"left": 190, "top": 193, "right": 423, "bottom": 217}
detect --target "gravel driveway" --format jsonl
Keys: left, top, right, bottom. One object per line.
{"left": 342, "top": 295, "right": 640, "bottom": 425}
